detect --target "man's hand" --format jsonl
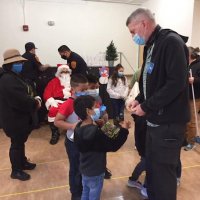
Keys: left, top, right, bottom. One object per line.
{"left": 34, "top": 96, "right": 42, "bottom": 109}
{"left": 131, "top": 104, "right": 145, "bottom": 116}
{"left": 189, "top": 76, "right": 194, "bottom": 84}
{"left": 126, "top": 100, "right": 139, "bottom": 112}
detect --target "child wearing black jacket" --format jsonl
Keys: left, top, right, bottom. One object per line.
{"left": 74, "top": 95, "right": 130, "bottom": 200}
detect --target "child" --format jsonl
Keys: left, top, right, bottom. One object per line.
{"left": 54, "top": 74, "right": 88, "bottom": 200}
{"left": 73, "top": 95, "right": 130, "bottom": 200}
{"left": 107, "top": 64, "right": 129, "bottom": 125}
{"left": 86, "top": 74, "right": 111, "bottom": 179}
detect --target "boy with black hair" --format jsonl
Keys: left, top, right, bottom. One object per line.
{"left": 86, "top": 73, "right": 112, "bottom": 179}
{"left": 73, "top": 95, "right": 130, "bottom": 200}
{"left": 54, "top": 74, "right": 88, "bottom": 200}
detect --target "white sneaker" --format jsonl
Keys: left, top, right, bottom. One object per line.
{"left": 177, "top": 178, "right": 181, "bottom": 187}
{"left": 184, "top": 143, "right": 196, "bottom": 151}
{"left": 127, "top": 180, "right": 143, "bottom": 189}
{"left": 141, "top": 187, "right": 148, "bottom": 199}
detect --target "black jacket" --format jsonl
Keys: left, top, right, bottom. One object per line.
{"left": 0, "top": 70, "right": 38, "bottom": 136}
{"left": 74, "top": 122, "right": 128, "bottom": 176}
{"left": 22, "top": 51, "right": 41, "bottom": 82}
{"left": 136, "top": 25, "right": 190, "bottom": 124}
{"left": 67, "top": 52, "right": 88, "bottom": 75}
{"left": 189, "top": 57, "right": 200, "bottom": 99}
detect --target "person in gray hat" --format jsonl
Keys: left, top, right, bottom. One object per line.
{"left": 0, "top": 49, "right": 42, "bottom": 181}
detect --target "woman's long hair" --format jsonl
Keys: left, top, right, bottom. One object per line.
{"left": 111, "top": 63, "right": 126, "bottom": 87}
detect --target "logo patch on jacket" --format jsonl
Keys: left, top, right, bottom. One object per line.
{"left": 147, "top": 62, "right": 154, "bottom": 74}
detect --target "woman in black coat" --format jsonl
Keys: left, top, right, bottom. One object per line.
{"left": 0, "top": 49, "right": 41, "bottom": 181}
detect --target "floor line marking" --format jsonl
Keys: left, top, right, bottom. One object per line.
{"left": 1, "top": 164, "right": 200, "bottom": 198}
{"left": 0, "top": 185, "right": 69, "bottom": 198}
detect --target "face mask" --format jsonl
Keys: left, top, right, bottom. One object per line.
{"left": 133, "top": 34, "right": 145, "bottom": 45}
{"left": 118, "top": 72, "right": 124, "bottom": 77}
{"left": 75, "top": 91, "right": 87, "bottom": 97}
{"left": 91, "top": 108, "right": 100, "bottom": 121}
{"left": 61, "top": 55, "right": 67, "bottom": 60}
{"left": 87, "top": 89, "right": 99, "bottom": 97}
{"left": 60, "top": 73, "right": 70, "bottom": 80}
{"left": 12, "top": 63, "right": 23, "bottom": 73}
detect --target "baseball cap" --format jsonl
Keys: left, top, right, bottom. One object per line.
{"left": 25, "top": 42, "right": 38, "bottom": 51}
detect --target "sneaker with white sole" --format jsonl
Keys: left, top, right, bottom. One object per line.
{"left": 184, "top": 143, "right": 196, "bottom": 151}
{"left": 127, "top": 180, "right": 143, "bottom": 189}
{"left": 141, "top": 187, "right": 148, "bottom": 199}
{"left": 177, "top": 178, "right": 181, "bottom": 187}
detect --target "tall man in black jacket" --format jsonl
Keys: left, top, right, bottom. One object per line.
{"left": 126, "top": 8, "right": 190, "bottom": 200}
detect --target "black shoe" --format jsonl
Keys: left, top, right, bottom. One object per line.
{"left": 50, "top": 133, "right": 60, "bottom": 145}
{"left": 71, "top": 194, "right": 81, "bottom": 200}
{"left": 23, "top": 161, "right": 36, "bottom": 170}
{"left": 104, "top": 168, "right": 112, "bottom": 179}
{"left": 11, "top": 170, "right": 31, "bottom": 181}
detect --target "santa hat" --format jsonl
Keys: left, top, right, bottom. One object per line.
{"left": 55, "top": 64, "right": 71, "bottom": 77}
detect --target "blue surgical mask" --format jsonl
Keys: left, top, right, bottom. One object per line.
{"left": 91, "top": 108, "right": 100, "bottom": 121}
{"left": 12, "top": 63, "right": 23, "bottom": 73}
{"left": 133, "top": 34, "right": 145, "bottom": 45}
{"left": 87, "top": 89, "right": 99, "bottom": 97}
{"left": 75, "top": 91, "right": 87, "bottom": 97}
{"left": 118, "top": 72, "right": 124, "bottom": 77}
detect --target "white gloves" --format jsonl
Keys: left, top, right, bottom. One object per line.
{"left": 45, "top": 97, "right": 58, "bottom": 109}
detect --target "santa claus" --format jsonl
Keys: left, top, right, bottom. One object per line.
{"left": 43, "top": 64, "right": 71, "bottom": 144}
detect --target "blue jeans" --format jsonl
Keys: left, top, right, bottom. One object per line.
{"left": 81, "top": 173, "right": 104, "bottom": 200}
{"left": 65, "top": 137, "right": 82, "bottom": 198}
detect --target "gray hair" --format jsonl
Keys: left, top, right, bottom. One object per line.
{"left": 126, "top": 8, "right": 155, "bottom": 26}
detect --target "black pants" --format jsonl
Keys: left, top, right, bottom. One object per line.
{"left": 65, "top": 137, "right": 82, "bottom": 198}
{"left": 9, "top": 133, "right": 30, "bottom": 170}
{"left": 110, "top": 98, "right": 125, "bottom": 120}
{"left": 146, "top": 123, "right": 185, "bottom": 200}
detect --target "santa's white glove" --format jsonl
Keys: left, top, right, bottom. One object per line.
{"left": 45, "top": 97, "right": 58, "bottom": 109}
{"left": 51, "top": 101, "right": 58, "bottom": 108}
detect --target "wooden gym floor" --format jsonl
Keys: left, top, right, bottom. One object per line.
{"left": 0, "top": 112, "right": 200, "bottom": 200}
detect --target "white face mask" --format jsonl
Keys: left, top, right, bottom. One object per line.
{"left": 87, "top": 88, "right": 99, "bottom": 97}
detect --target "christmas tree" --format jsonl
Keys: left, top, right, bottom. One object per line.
{"left": 105, "top": 40, "right": 118, "bottom": 61}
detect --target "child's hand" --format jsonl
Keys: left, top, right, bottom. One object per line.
{"left": 95, "top": 119, "right": 105, "bottom": 127}
{"left": 120, "top": 120, "right": 131, "bottom": 129}
{"left": 101, "top": 113, "right": 108, "bottom": 123}
{"left": 71, "top": 122, "right": 78, "bottom": 130}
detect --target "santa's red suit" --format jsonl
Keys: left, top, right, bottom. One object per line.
{"left": 43, "top": 65, "right": 71, "bottom": 122}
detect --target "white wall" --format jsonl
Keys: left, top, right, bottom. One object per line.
{"left": 191, "top": 0, "right": 200, "bottom": 47}
{"left": 0, "top": 0, "right": 196, "bottom": 74}
{"left": 143, "top": 0, "right": 194, "bottom": 45}
{"left": 0, "top": 0, "right": 140, "bottom": 74}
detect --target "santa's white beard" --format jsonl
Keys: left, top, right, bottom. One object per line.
{"left": 59, "top": 74, "right": 70, "bottom": 88}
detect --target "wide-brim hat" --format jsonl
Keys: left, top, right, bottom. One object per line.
{"left": 3, "top": 49, "right": 27, "bottom": 65}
